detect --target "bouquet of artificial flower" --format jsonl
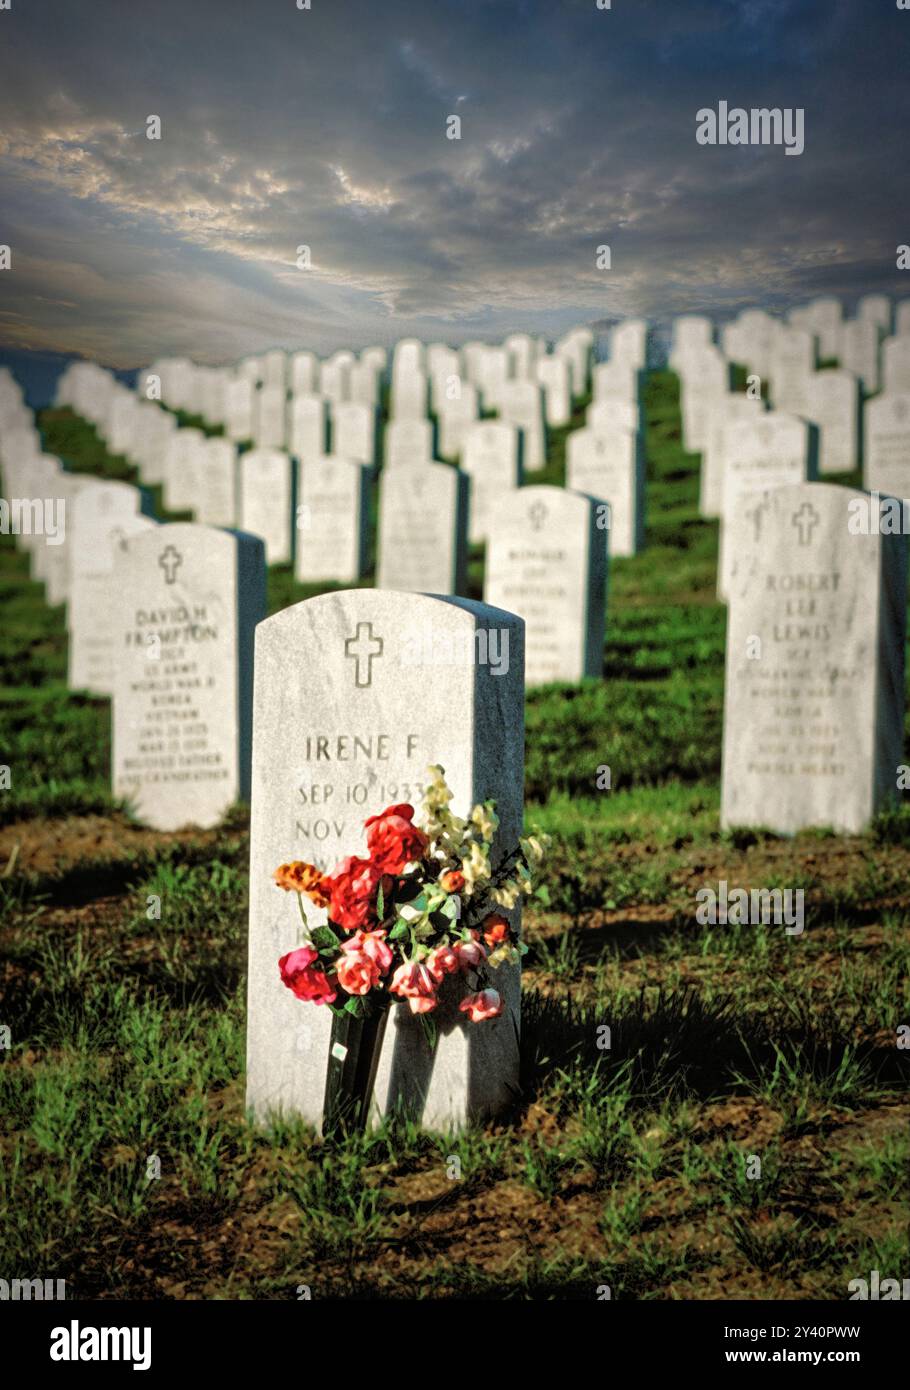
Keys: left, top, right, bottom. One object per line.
{"left": 275, "top": 765, "right": 548, "bottom": 1046}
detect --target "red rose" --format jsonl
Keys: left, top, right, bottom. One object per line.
{"left": 482, "top": 913, "right": 511, "bottom": 948}
{"left": 364, "top": 803, "right": 429, "bottom": 874}
{"left": 278, "top": 946, "right": 337, "bottom": 1006}
{"left": 327, "top": 855, "right": 382, "bottom": 933}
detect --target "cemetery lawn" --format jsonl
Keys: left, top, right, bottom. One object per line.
{"left": 1, "top": 377, "right": 907, "bottom": 1300}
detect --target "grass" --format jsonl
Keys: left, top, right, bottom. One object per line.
{"left": 0, "top": 368, "right": 907, "bottom": 1298}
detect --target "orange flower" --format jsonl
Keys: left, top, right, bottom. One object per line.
{"left": 440, "top": 869, "right": 465, "bottom": 893}
{"left": 273, "top": 861, "right": 332, "bottom": 908}
{"left": 481, "top": 912, "right": 511, "bottom": 948}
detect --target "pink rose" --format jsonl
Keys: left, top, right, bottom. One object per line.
{"left": 327, "top": 855, "right": 382, "bottom": 933}
{"left": 341, "top": 928, "right": 392, "bottom": 975}
{"left": 427, "top": 943, "right": 459, "bottom": 981}
{"left": 390, "top": 960, "right": 438, "bottom": 1014}
{"left": 453, "top": 932, "right": 487, "bottom": 972}
{"left": 335, "top": 949, "right": 381, "bottom": 996}
{"left": 459, "top": 989, "right": 503, "bottom": 1023}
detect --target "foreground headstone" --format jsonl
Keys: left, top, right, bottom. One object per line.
{"left": 485, "top": 484, "right": 606, "bottom": 684}
{"left": 238, "top": 449, "right": 294, "bottom": 565}
{"left": 722, "top": 483, "right": 907, "bottom": 834}
{"left": 376, "top": 461, "right": 468, "bottom": 595}
{"left": 566, "top": 425, "right": 644, "bottom": 557}
{"left": 245, "top": 588, "right": 525, "bottom": 1131}
{"left": 294, "top": 456, "right": 369, "bottom": 583}
{"left": 112, "top": 523, "right": 266, "bottom": 830}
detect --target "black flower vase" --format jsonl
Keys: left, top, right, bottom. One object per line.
{"left": 322, "top": 1002, "right": 390, "bottom": 1136}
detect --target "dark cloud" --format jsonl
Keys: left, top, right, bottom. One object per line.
{"left": 0, "top": 0, "right": 907, "bottom": 364}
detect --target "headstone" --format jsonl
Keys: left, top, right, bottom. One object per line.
{"left": 319, "top": 356, "right": 350, "bottom": 405}
{"left": 391, "top": 369, "right": 429, "bottom": 420}
{"left": 856, "top": 294, "right": 892, "bottom": 337}
{"left": 476, "top": 346, "right": 511, "bottom": 410}
{"left": 245, "top": 588, "right": 525, "bottom": 1130}
{"left": 592, "top": 361, "right": 641, "bottom": 404}
{"left": 535, "top": 356, "right": 571, "bottom": 427}
{"left": 804, "top": 297, "right": 843, "bottom": 360}
{"left": 291, "top": 351, "right": 318, "bottom": 396}
{"left": 384, "top": 418, "right": 434, "bottom": 469}
{"left": 69, "top": 513, "right": 158, "bottom": 695}
{"left": 805, "top": 369, "right": 861, "bottom": 475}
{"left": 238, "top": 449, "right": 294, "bottom": 565}
{"left": 672, "top": 315, "right": 714, "bottom": 355}
{"left": 505, "top": 333, "right": 537, "bottom": 379}
{"left": 498, "top": 380, "right": 546, "bottom": 471}
{"left": 263, "top": 350, "right": 287, "bottom": 392}
{"left": 587, "top": 399, "right": 640, "bottom": 436}
{"left": 722, "top": 483, "right": 907, "bottom": 834}
{"left": 678, "top": 348, "right": 732, "bottom": 453}
{"left": 566, "top": 426, "right": 643, "bottom": 556}
{"left": 46, "top": 475, "right": 134, "bottom": 606}
{"left": 768, "top": 327, "right": 815, "bottom": 415}
{"left": 254, "top": 385, "right": 287, "bottom": 449}
{"left": 194, "top": 438, "right": 238, "bottom": 528}
{"left": 699, "top": 393, "right": 766, "bottom": 518}
{"left": 462, "top": 420, "right": 522, "bottom": 543}
{"left": 865, "top": 393, "right": 910, "bottom": 501}
{"left": 719, "top": 413, "right": 817, "bottom": 599}
{"left": 376, "top": 461, "right": 468, "bottom": 595}
{"left": 896, "top": 301, "right": 910, "bottom": 338}
{"left": 332, "top": 401, "right": 377, "bottom": 468}
{"left": 163, "top": 428, "right": 206, "bottom": 513}
{"left": 841, "top": 319, "right": 881, "bottom": 393}
{"left": 882, "top": 336, "right": 910, "bottom": 396}
{"left": 289, "top": 394, "right": 328, "bottom": 462}
{"left": 111, "top": 523, "right": 266, "bottom": 830}
{"left": 485, "top": 484, "right": 606, "bottom": 684}
{"left": 294, "top": 456, "right": 369, "bottom": 584}
{"left": 436, "top": 382, "right": 480, "bottom": 459}
{"left": 611, "top": 319, "right": 648, "bottom": 369}
{"left": 225, "top": 376, "right": 256, "bottom": 442}
{"left": 348, "top": 361, "right": 380, "bottom": 408}
{"left": 555, "top": 328, "right": 593, "bottom": 397}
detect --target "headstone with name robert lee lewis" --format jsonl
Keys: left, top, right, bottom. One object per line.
{"left": 462, "top": 420, "right": 522, "bottom": 543}
{"left": 245, "top": 588, "right": 525, "bottom": 1130}
{"left": 294, "top": 455, "right": 369, "bottom": 584}
{"left": 865, "top": 393, "right": 910, "bottom": 502}
{"left": 111, "top": 523, "right": 266, "bottom": 830}
{"left": 376, "top": 461, "right": 468, "bottom": 595}
{"left": 566, "top": 425, "right": 644, "bottom": 557}
{"left": 718, "top": 412, "right": 817, "bottom": 600}
{"left": 805, "top": 369, "right": 861, "bottom": 476}
{"left": 238, "top": 448, "right": 295, "bottom": 565}
{"left": 485, "top": 484, "right": 606, "bottom": 685}
{"left": 722, "top": 483, "right": 907, "bottom": 834}
{"left": 69, "top": 513, "right": 159, "bottom": 695}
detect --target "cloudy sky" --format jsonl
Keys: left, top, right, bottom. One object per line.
{"left": 0, "top": 0, "right": 907, "bottom": 367}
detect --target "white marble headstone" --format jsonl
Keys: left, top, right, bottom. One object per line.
{"left": 294, "top": 456, "right": 369, "bottom": 584}
{"left": 376, "top": 461, "right": 468, "bottom": 595}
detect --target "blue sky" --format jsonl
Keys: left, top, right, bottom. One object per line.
{"left": 0, "top": 0, "right": 907, "bottom": 366}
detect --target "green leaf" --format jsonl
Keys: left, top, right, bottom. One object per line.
{"left": 420, "top": 1014, "right": 438, "bottom": 1052}
{"left": 389, "top": 922, "right": 410, "bottom": 941}
{"left": 343, "top": 996, "right": 364, "bottom": 1016}
{"left": 376, "top": 881, "right": 385, "bottom": 920}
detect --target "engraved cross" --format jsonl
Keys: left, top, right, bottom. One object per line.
{"left": 158, "top": 545, "right": 183, "bottom": 584}
{"left": 345, "top": 622, "right": 384, "bottom": 688}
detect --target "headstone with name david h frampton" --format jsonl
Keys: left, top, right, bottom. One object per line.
{"left": 721, "top": 482, "right": 907, "bottom": 835}
{"left": 245, "top": 588, "right": 525, "bottom": 1131}
{"left": 111, "top": 523, "right": 266, "bottom": 830}
{"left": 484, "top": 484, "right": 606, "bottom": 685}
